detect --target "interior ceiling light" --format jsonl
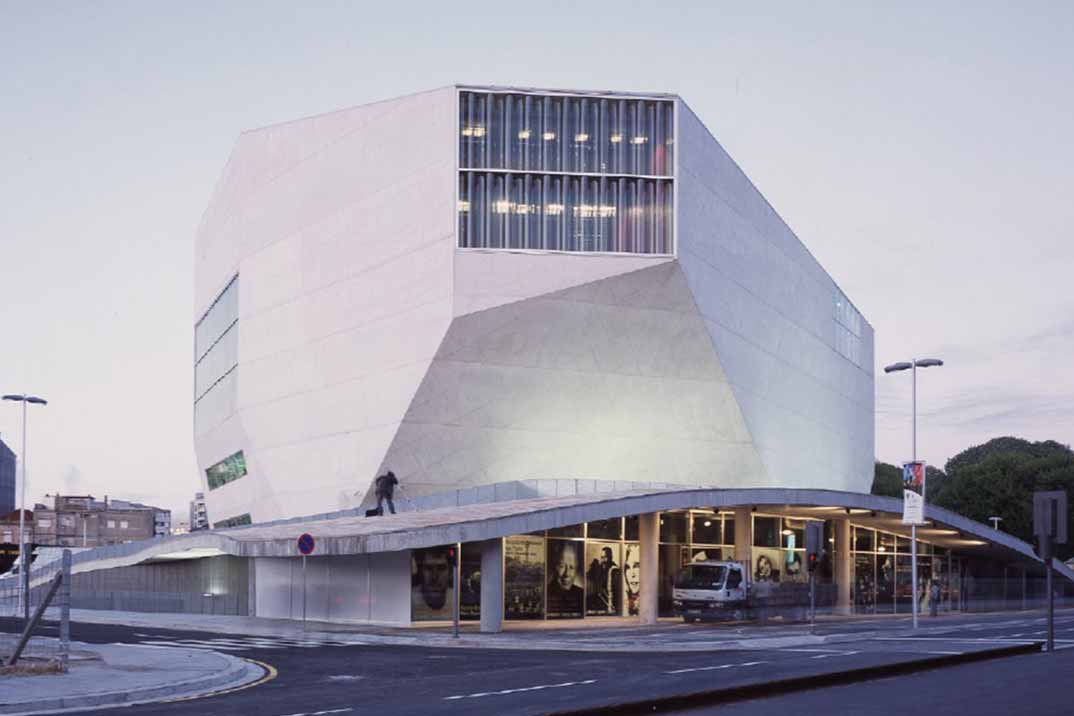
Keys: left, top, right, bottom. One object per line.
{"left": 543, "top": 132, "right": 556, "bottom": 141}
{"left": 610, "top": 134, "right": 623, "bottom": 143}
{"left": 518, "top": 130, "right": 531, "bottom": 140}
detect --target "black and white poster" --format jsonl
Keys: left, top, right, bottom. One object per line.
{"left": 546, "top": 540, "right": 584, "bottom": 618}
{"left": 623, "top": 543, "right": 642, "bottom": 616}
{"left": 460, "top": 545, "right": 481, "bottom": 621}
{"left": 585, "top": 542, "right": 621, "bottom": 616}
{"left": 753, "top": 547, "right": 784, "bottom": 584}
{"left": 505, "top": 536, "right": 544, "bottom": 620}
{"left": 411, "top": 546, "right": 455, "bottom": 622}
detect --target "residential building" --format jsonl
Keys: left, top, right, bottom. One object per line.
{"left": 189, "top": 492, "right": 208, "bottom": 531}
{"left": 0, "top": 438, "right": 14, "bottom": 515}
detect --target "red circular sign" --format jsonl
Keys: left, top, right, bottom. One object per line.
{"left": 297, "top": 533, "right": 315, "bottom": 555}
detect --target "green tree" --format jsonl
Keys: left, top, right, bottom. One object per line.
{"left": 931, "top": 437, "right": 1074, "bottom": 560}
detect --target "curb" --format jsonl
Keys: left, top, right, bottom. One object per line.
{"left": 0, "top": 649, "right": 268, "bottom": 715}
{"left": 543, "top": 641, "right": 1043, "bottom": 716}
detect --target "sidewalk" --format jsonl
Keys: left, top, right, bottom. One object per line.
{"left": 48, "top": 607, "right": 1035, "bottom": 653}
{"left": 0, "top": 640, "right": 265, "bottom": 715}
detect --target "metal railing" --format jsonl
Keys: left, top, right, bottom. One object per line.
{"left": 0, "top": 549, "right": 71, "bottom": 670}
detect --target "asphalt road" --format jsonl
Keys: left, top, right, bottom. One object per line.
{"left": 2, "top": 610, "right": 1070, "bottom": 716}
{"left": 672, "top": 647, "right": 1074, "bottom": 716}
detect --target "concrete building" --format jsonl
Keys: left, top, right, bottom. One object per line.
{"left": 30, "top": 495, "right": 166, "bottom": 548}
{"left": 12, "top": 85, "right": 1062, "bottom": 631}
{"left": 0, "top": 437, "right": 14, "bottom": 516}
{"left": 193, "top": 84, "right": 872, "bottom": 529}
{"left": 189, "top": 492, "right": 209, "bottom": 531}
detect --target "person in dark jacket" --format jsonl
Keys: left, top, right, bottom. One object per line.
{"left": 374, "top": 470, "right": 399, "bottom": 515}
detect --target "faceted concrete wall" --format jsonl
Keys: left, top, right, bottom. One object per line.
{"left": 374, "top": 261, "right": 767, "bottom": 502}
{"left": 194, "top": 87, "right": 458, "bottom": 523}
{"left": 676, "top": 103, "right": 875, "bottom": 492}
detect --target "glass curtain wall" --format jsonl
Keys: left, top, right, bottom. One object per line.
{"left": 458, "top": 90, "right": 674, "bottom": 256}
{"left": 433, "top": 511, "right": 734, "bottom": 623}
{"left": 851, "top": 526, "right": 953, "bottom": 614}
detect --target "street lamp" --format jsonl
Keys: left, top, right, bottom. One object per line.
{"left": 882, "top": 358, "right": 943, "bottom": 630}
{"left": 2, "top": 393, "right": 48, "bottom": 622}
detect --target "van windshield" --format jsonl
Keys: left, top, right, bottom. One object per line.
{"left": 674, "top": 565, "right": 727, "bottom": 590}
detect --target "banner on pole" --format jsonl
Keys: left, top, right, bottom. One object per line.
{"left": 902, "top": 461, "right": 926, "bottom": 525}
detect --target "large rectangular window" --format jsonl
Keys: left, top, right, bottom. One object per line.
{"left": 459, "top": 89, "right": 674, "bottom": 256}
{"left": 206, "top": 450, "right": 247, "bottom": 490}
{"left": 460, "top": 91, "right": 674, "bottom": 176}
{"left": 458, "top": 172, "right": 672, "bottom": 254}
{"left": 834, "top": 290, "right": 863, "bottom": 367}
{"left": 214, "top": 513, "right": 252, "bottom": 529}
{"left": 195, "top": 276, "right": 239, "bottom": 429}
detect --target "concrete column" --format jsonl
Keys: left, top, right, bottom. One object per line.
{"left": 639, "top": 512, "right": 659, "bottom": 625}
{"left": 480, "top": 538, "right": 504, "bottom": 633}
{"left": 733, "top": 507, "right": 752, "bottom": 567}
{"left": 834, "top": 517, "right": 852, "bottom": 614}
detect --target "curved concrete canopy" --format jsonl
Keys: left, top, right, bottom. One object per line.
{"left": 43, "top": 487, "right": 1074, "bottom": 586}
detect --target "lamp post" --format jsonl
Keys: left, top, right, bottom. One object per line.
{"left": 883, "top": 358, "right": 943, "bottom": 630}
{"left": 2, "top": 393, "right": 48, "bottom": 622}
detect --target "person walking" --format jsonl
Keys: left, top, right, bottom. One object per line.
{"left": 374, "top": 469, "right": 399, "bottom": 515}
{"left": 929, "top": 579, "right": 941, "bottom": 617}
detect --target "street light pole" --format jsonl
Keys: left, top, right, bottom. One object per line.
{"left": 3, "top": 394, "right": 48, "bottom": 623}
{"left": 883, "top": 358, "right": 942, "bottom": 631}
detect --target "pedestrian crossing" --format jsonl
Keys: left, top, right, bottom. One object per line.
{"left": 128, "top": 632, "right": 364, "bottom": 652}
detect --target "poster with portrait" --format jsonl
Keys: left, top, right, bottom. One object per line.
{"left": 752, "top": 547, "right": 785, "bottom": 584}
{"left": 460, "top": 545, "right": 481, "bottom": 621}
{"left": 546, "top": 540, "right": 584, "bottom": 618}
{"left": 585, "top": 542, "right": 621, "bottom": 616}
{"left": 782, "top": 550, "right": 808, "bottom": 583}
{"left": 411, "top": 546, "right": 455, "bottom": 622}
{"left": 622, "top": 542, "right": 641, "bottom": 617}
{"left": 505, "top": 536, "right": 545, "bottom": 620}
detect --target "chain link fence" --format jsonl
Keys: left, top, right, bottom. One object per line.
{"left": 0, "top": 548, "right": 71, "bottom": 670}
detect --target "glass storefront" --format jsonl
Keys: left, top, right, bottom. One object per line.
{"left": 412, "top": 513, "right": 969, "bottom": 622}
{"left": 414, "top": 510, "right": 735, "bottom": 622}
{"left": 851, "top": 526, "right": 958, "bottom": 614}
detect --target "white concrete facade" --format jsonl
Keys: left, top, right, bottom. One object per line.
{"left": 193, "top": 85, "right": 875, "bottom": 525}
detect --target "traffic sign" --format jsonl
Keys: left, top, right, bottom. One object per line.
{"left": 297, "top": 533, "right": 315, "bottom": 555}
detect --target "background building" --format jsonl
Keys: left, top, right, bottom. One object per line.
{"left": 193, "top": 85, "right": 874, "bottom": 526}
{"left": 0, "top": 437, "right": 14, "bottom": 515}
{"left": 189, "top": 492, "right": 208, "bottom": 531}
{"left": 30, "top": 495, "right": 168, "bottom": 547}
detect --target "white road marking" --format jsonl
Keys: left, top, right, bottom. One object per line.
{"left": 923, "top": 650, "right": 963, "bottom": 655}
{"left": 666, "top": 661, "right": 766, "bottom": 675}
{"left": 279, "top": 709, "right": 353, "bottom": 716}
{"left": 137, "top": 639, "right": 251, "bottom": 652}
{"left": 443, "top": 679, "right": 597, "bottom": 700}
{"left": 809, "top": 651, "right": 860, "bottom": 660}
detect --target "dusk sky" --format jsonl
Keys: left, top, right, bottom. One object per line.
{"left": 2, "top": 1, "right": 1072, "bottom": 520}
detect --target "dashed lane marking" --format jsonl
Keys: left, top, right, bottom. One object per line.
{"left": 666, "top": 661, "right": 766, "bottom": 675}
{"left": 278, "top": 710, "right": 353, "bottom": 716}
{"left": 444, "top": 679, "right": 597, "bottom": 700}
{"left": 809, "top": 651, "right": 860, "bottom": 660}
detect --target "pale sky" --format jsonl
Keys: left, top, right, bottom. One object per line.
{"left": 2, "top": 1, "right": 1072, "bottom": 520}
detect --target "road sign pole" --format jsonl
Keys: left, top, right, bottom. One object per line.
{"left": 1044, "top": 535, "right": 1054, "bottom": 653}
{"left": 453, "top": 544, "right": 461, "bottom": 639}
{"left": 809, "top": 572, "right": 815, "bottom": 632}
{"left": 302, "top": 554, "right": 308, "bottom": 631}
